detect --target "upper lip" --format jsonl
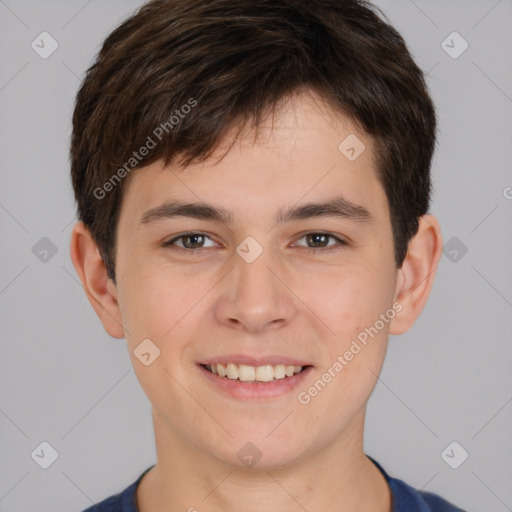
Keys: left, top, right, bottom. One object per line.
{"left": 199, "top": 354, "right": 312, "bottom": 367}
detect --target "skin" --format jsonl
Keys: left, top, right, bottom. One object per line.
{"left": 70, "top": 90, "right": 443, "bottom": 512}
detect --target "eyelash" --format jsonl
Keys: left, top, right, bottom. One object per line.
{"left": 162, "top": 232, "right": 348, "bottom": 254}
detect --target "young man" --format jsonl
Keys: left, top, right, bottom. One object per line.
{"left": 69, "top": 0, "right": 465, "bottom": 510}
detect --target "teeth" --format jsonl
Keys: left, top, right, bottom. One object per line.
{"left": 238, "top": 364, "right": 256, "bottom": 382}
{"left": 217, "top": 363, "right": 227, "bottom": 377}
{"left": 274, "top": 364, "right": 286, "bottom": 379}
{"left": 205, "top": 363, "right": 303, "bottom": 382}
{"left": 255, "top": 365, "right": 273, "bottom": 382}
{"left": 226, "top": 363, "right": 238, "bottom": 380}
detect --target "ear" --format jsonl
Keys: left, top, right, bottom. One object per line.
{"left": 389, "top": 214, "right": 443, "bottom": 335}
{"left": 69, "top": 221, "right": 125, "bottom": 339}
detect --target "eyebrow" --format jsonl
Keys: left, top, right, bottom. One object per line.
{"left": 139, "top": 195, "right": 373, "bottom": 227}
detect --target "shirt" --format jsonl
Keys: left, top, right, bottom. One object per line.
{"left": 81, "top": 457, "right": 466, "bottom": 511}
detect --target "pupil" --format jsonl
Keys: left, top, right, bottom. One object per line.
{"left": 309, "top": 234, "right": 326, "bottom": 247}
{"left": 186, "top": 234, "right": 202, "bottom": 248}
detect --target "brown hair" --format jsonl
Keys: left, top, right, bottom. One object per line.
{"left": 70, "top": 0, "right": 437, "bottom": 283}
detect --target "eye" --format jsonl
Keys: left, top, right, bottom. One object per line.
{"left": 294, "top": 232, "right": 347, "bottom": 252}
{"left": 163, "top": 232, "right": 217, "bottom": 251}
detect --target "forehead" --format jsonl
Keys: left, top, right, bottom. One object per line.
{"left": 119, "top": 90, "right": 388, "bottom": 228}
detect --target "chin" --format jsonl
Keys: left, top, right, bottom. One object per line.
{"left": 208, "top": 435, "right": 308, "bottom": 472}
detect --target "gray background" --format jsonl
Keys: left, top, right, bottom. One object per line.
{"left": 1, "top": 0, "right": 511, "bottom": 510}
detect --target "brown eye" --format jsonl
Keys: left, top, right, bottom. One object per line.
{"left": 306, "top": 233, "right": 330, "bottom": 248}
{"left": 179, "top": 234, "right": 205, "bottom": 249}
{"left": 163, "top": 232, "right": 216, "bottom": 251}
{"left": 295, "top": 232, "right": 347, "bottom": 251}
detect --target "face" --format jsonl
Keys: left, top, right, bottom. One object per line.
{"left": 111, "top": 91, "right": 402, "bottom": 469}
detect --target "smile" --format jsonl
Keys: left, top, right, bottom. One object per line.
{"left": 204, "top": 363, "right": 304, "bottom": 382}
{"left": 198, "top": 357, "right": 313, "bottom": 400}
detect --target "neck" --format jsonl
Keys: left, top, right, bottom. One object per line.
{"left": 137, "top": 408, "right": 391, "bottom": 512}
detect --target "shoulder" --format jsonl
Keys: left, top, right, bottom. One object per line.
{"left": 368, "top": 457, "right": 467, "bottom": 512}
{"left": 418, "top": 490, "right": 468, "bottom": 512}
{"left": 81, "top": 492, "right": 125, "bottom": 512}
{"left": 80, "top": 466, "right": 154, "bottom": 512}
{"left": 389, "top": 475, "right": 467, "bottom": 511}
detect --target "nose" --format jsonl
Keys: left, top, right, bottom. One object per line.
{"left": 214, "top": 243, "right": 297, "bottom": 332}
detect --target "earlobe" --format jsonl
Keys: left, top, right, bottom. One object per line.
{"left": 389, "top": 214, "right": 443, "bottom": 335}
{"left": 69, "top": 221, "right": 125, "bottom": 339}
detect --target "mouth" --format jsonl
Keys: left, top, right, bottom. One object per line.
{"left": 198, "top": 361, "right": 313, "bottom": 400}
{"left": 196, "top": 354, "right": 314, "bottom": 402}
{"left": 201, "top": 362, "right": 309, "bottom": 383}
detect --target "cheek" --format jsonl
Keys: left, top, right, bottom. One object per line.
{"left": 119, "top": 267, "right": 203, "bottom": 416}
{"left": 119, "top": 260, "right": 200, "bottom": 340}
{"left": 302, "top": 261, "right": 393, "bottom": 337}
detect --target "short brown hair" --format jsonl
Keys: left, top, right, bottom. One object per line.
{"left": 70, "top": 0, "right": 437, "bottom": 282}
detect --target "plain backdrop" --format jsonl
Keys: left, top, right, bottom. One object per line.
{"left": 0, "top": 1, "right": 511, "bottom": 511}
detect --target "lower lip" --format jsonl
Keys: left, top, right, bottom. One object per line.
{"left": 198, "top": 364, "right": 313, "bottom": 400}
